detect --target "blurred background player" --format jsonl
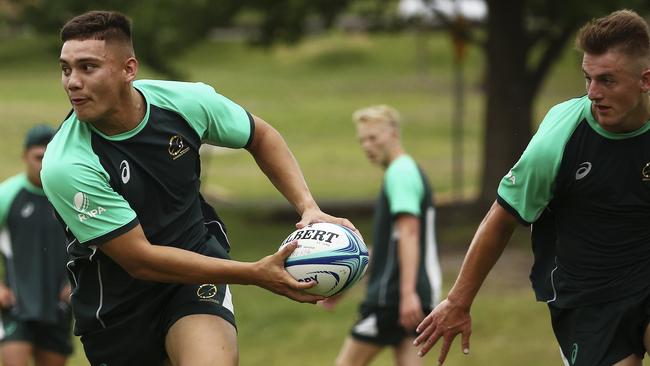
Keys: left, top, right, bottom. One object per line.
{"left": 327, "top": 105, "right": 442, "bottom": 366}
{"left": 0, "top": 125, "right": 72, "bottom": 366}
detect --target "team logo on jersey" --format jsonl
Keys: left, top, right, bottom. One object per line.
{"left": 73, "top": 192, "right": 107, "bottom": 222}
{"left": 642, "top": 162, "right": 650, "bottom": 181}
{"left": 575, "top": 162, "right": 592, "bottom": 180}
{"left": 120, "top": 160, "right": 131, "bottom": 184}
{"left": 73, "top": 192, "right": 90, "bottom": 211}
{"left": 168, "top": 135, "right": 190, "bottom": 160}
{"left": 20, "top": 202, "right": 34, "bottom": 218}
{"left": 197, "top": 284, "right": 218, "bottom": 301}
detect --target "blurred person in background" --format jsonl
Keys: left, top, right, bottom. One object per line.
{"left": 415, "top": 9, "right": 650, "bottom": 366}
{"left": 0, "top": 124, "right": 72, "bottom": 366}
{"left": 326, "top": 105, "right": 442, "bottom": 366}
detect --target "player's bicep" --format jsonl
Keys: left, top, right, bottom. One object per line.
{"left": 41, "top": 161, "right": 137, "bottom": 244}
{"left": 99, "top": 224, "right": 152, "bottom": 277}
{"left": 395, "top": 214, "right": 419, "bottom": 242}
{"left": 192, "top": 84, "right": 253, "bottom": 148}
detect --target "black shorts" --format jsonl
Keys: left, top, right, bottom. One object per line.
{"left": 350, "top": 304, "right": 430, "bottom": 346}
{"left": 549, "top": 290, "right": 650, "bottom": 366}
{"left": 80, "top": 236, "right": 236, "bottom": 366}
{"left": 0, "top": 304, "right": 73, "bottom": 356}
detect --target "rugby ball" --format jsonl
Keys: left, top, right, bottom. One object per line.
{"left": 279, "top": 222, "right": 369, "bottom": 297}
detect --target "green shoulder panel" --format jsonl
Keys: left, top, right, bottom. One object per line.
{"left": 134, "top": 79, "right": 252, "bottom": 148}
{"left": 0, "top": 174, "right": 27, "bottom": 226}
{"left": 384, "top": 155, "right": 424, "bottom": 216}
{"left": 41, "top": 117, "right": 137, "bottom": 244}
{"left": 497, "top": 96, "right": 588, "bottom": 223}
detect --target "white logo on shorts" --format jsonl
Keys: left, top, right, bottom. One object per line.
{"left": 120, "top": 160, "right": 130, "bottom": 184}
{"left": 575, "top": 162, "right": 592, "bottom": 180}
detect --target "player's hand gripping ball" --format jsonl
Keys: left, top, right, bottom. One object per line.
{"left": 279, "top": 223, "right": 369, "bottom": 297}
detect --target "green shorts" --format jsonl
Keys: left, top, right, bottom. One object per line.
{"left": 350, "top": 304, "right": 431, "bottom": 346}
{"left": 549, "top": 290, "right": 650, "bottom": 366}
{"left": 0, "top": 304, "right": 73, "bottom": 356}
{"left": 80, "top": 236, "right": 236, "bottom": 366}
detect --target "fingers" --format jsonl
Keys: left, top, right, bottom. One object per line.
{"left": 416, "top": 313, "right": 433, "bottom": 335}
{"left": 277, "top": 241, "right": 298, "bottom": 258}
{"left": 461, "top": 330, "right": 471, "bottom": 355}
{"left": 338, "top": 217, "right": 358, "bottom": 233}
{"left": 417, "top": 326, "right": 442, "bottom": 357}
{"left": 284, "top": 289, "right": 325, "bottom": 304}
{"left": 438, "top": 334, "right": 454, "bottom": 365}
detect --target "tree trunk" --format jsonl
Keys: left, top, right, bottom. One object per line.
{"left": 478, "top": 0, "right": 534, "bottom": 207}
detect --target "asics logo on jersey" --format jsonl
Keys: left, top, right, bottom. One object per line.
{"left": 169, "top": 135, "right": 190, "bottom": 160}
{"left": 575, "top": 162, "right": 592, "bottom": 180}
{"left": 642, "top": 162, "right": 650, "bottom": 181}
{"left": 20, "top": 202, "right": 34, "bottom": 218}
{"left": 120, "top": 160, "right": 130, "bottom": 184}
{"left": 570, "top": 343, "right": 579, "bottom": 364}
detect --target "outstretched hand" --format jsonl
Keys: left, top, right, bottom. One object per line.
{"left": 254, "top": 241, "right": 325, "bottom": 304}
{"left": 413, "top": 299, "right": 472, "bottom": 365}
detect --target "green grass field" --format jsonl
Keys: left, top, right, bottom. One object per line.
{"left": 0, "top": 30, "right": 624, "bottom": 365}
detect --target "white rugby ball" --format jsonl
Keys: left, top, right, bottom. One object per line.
{"left": 279, "top": 222, "right": 369, "bottom": 297}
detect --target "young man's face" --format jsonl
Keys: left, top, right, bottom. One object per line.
{"left": 356, "top": 121, "right": 396, "bottom": 167}
{"left": 23, "top": 145, "right": 46, "bottom": 187}
{"left": 582, "top": 50, "right": 650, "bottom": 133}
{"left": 59, "top": 39, "right": 129, "bottom": 123}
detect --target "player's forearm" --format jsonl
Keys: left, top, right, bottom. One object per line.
{"left": 247, "top": 116, "right": 317, "bottom": 215}
{"left": 446, "top": 201, "right": 517, "bottom": 309}
{"left": 398, "top": 233, "right": 420, "bottom": 297}
{"left": 124, "top": 244, "right": 258, "bottom": 285}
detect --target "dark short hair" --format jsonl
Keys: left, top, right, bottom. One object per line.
{"left": 60, "top": 10, "right": 132, "bottom": 44}
{"left": 576, "top": 9, "right": 650, "bottom": 58}
{"left": 24, "top": 124, "right": 55, "bottom": 149}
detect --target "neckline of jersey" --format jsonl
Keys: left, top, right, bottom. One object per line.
{"left": 387, "top": 154, "right": 412, "bottom": 170}
{"left": 88, "top": 85, "right": 151, "bottom": 141}
{"left": 21, "top": 174, "right": 45, "bottom": 196}
{"left": 583, "top": 99, "right": 650, "bottom": 139}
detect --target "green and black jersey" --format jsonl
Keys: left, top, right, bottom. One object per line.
{"left": 498, "top": 95, "right": 650, "bottom": 308}
{"left": 362, "top": 155, "right": 441, "bottom": 309}
{"left": 41, "top": 80, "right": 253, "bottom": 335}
{"left": 0, "top": 174, "right": 68, "bottom": 323}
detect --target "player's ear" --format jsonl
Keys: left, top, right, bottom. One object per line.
{"left": 640, "top": 66, "right": 650, "bottom": 93}
{"left": 124, "top": 57, "right": 138, "bottom": 83}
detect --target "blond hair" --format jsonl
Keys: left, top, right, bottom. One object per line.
{"left": 352, "top": 105, "right": 401, "bottom": 130}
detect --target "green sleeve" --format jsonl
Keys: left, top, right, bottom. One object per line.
{"left": 41, "top": 156, "right": 137, "bottom": 244}
{"left": 0, "top": 174, "right": 27, "bottom": 227}
{"left": 385, "top": 156, "right": 424, "bottom": 216}
{"left": 497, "top": 96, "right": 587, "bottom": 223}
{"left": 135, "top": 80, "right": 253, "bottom": 148}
